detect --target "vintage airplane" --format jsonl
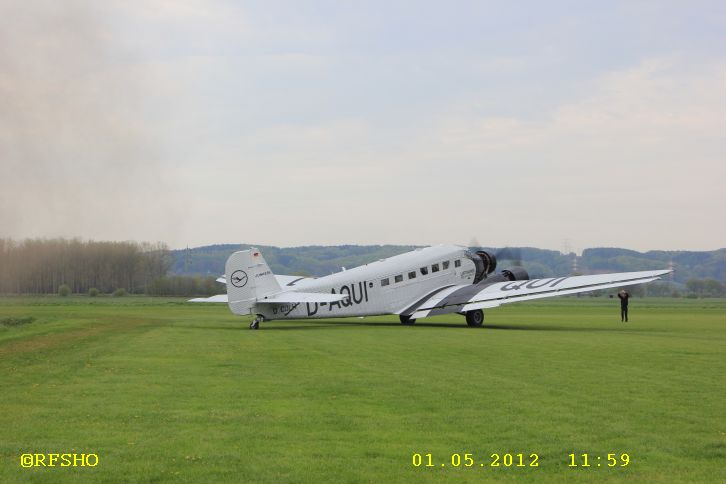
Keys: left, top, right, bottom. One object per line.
{"left": 190, "top": 245, "right": 671, "bottom": 329}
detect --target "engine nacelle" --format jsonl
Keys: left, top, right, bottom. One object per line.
{"left": 472, "top": 250, "right": 497, "bottom": 283}
{"left": 474, "top": 266, "right": 530, "bottom": 287}
{"left": 501, "top": 267, "right": 530, "bottom": 281}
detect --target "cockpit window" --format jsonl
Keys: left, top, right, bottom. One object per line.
{"left": 454, "top": 259, "right": 461, "bottom": 268}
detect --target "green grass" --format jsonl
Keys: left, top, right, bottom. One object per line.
{"left": 1, "top": 296, "right": 724, "bottom": 483}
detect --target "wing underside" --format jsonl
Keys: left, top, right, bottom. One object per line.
{"left": 406, "top": 270, "right": 670, "bottom": 319}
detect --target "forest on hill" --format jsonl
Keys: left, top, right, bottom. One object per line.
{"left": 1, "top": 239, "right": 724, "bottom": 296}
{"left": 170, "top": 243, "right": 726, "bottom": 286}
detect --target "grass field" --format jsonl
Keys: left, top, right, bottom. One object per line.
{"left": 1, "top": 296, "right": 725, "bottom": 483}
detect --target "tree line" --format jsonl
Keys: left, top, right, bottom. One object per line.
{"left": 2, "top": 238, "right": 725, "bottom": 298}
{"left": 169, "top": 244, "right": 726, "bottom": 284}
{"left": 0, "top": 238, "right": 215, "bottom": 296}
{"left": 617, "top": 280, "right": 726, "bottom": 298}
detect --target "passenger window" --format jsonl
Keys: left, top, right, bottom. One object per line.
{"left": 408, "top": 271, "right": 416, "bottom": 279}
{"left": 454, "top": 259, "right": 461, "bottom": 268}
{"left": 394, "top": 274, "right": 403, "bottom": 283}
{"left": 420, "top": 267, "right": 429, "bottom": 275}
{"left": 381, "top": 278, "right": 390, "bottom": 286}
{"left": 432, "top": 263, "right": 439, "bottom": 273}
{"left": 443, "top": 261, "right": 450, "bottom": 270}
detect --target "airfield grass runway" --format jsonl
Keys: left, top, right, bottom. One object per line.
{"left": 1, "top": 296, "right": 724, "bottom": 483}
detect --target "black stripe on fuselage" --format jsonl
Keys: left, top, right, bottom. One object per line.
{"left": 424, "top": 279, "right": 502, "bottom": 316}
{"left": 425, "top": 277, "right": 559, "bottom": 316}
{"left": 400, "top": 285, "right": 457, "bottom": 317}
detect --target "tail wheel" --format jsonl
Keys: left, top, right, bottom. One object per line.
{"left": 399, "top": 315, "right": 416, "bottom": 325}
{"left": 465, "top": 309, "right": 484, "bottom": 327}
{"left": 249, "top": 316, "right": 263, "bottom": 330}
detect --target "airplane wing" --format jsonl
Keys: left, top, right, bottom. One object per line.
{"left": 197, "top": 274, "right": 314, "bottom": 303}
{"left": 405, "top": 270, "right": 671, "bottom": 319}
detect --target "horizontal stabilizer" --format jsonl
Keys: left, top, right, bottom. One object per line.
{"left": 189, "top": 294, "right": 228, "bottom": 303}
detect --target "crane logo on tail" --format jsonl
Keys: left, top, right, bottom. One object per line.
{"left": 230, "top": 270, "right": 248, "bottom": 288}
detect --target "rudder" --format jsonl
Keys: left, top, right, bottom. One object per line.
{"left": 225, "top": 248, "right": 281, "bottom": 315}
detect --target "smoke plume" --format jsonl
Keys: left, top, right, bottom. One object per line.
{"left": 0, "top": 1, "right": 181, "bottom": 243}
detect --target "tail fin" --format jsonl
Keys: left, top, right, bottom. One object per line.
{"left": 225, "top": 248, "right": 281, "bottom": 315}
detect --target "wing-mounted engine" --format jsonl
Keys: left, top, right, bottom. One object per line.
{"left": 472, "top": 266, "right": 530, "bottom": 286}
{"left": 500, "top": 267, "right": 529, "bottom": 281}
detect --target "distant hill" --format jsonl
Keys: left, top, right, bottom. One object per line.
{"left": 582, "top": 247, "right": 726, "bottom": 283}
{"left": 170, "top": 244, "right": 420, "bottom": 278}
{"left": 170, "top": 244, "right": 726, "bottom": 284}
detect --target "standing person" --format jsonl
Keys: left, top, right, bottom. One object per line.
{"left": 617, "top": 289, "right": 630, "bottom": 322}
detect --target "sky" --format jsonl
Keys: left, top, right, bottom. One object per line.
{"left": 1, "top": 1, "right": 725, "bottom": 252}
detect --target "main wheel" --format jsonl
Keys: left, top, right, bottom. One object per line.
{"left": 399, "top": 315, "right": 416, "bottom": 325}
{"left": 465, "top": 309, "right": 484, "bottom": 327}
{"left": 250, "top": 320, "right": 260, "bottom": 330}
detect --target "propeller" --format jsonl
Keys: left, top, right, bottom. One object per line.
{"left": 467, "top": 238, "right": 530, "bottom": 283}
{"left": 494, "top": 247, "right": 523, "bottom": 266}
{"left": 468, "top": 237, "right": 482, "bottom": 251}
{"left": 468, "top": 237, "right": 523, "bottom": 266}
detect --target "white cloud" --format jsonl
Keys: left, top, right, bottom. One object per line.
{"left": 392, "top": 57, "right": 726, "bottom": 249}
{"left": 171, "top": 56, "right": 726, "bottom": 250}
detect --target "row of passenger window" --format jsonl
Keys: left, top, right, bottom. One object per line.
{"left": 380, "top": 259, "right": 462, "bottom": 286}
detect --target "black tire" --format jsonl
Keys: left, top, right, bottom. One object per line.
{"left": 399, "top": 315, "right": 416, "bottom": 325}
{"left": 250, "top": 320, "right": 260, "bottom": 330}
{"left": 465, "top": 309, "right": 484, "bottom": 327}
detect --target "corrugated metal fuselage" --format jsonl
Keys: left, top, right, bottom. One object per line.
{"left": 255, "top": 245, "right": 476, "bottom": 320}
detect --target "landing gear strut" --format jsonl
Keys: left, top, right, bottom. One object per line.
{"left": 399, "top": 314, "right": 416, "bottom": 325}
{"left": 249, "top": 316, "right": 263, "bottom": 330}
{"left": 465, "top": 309, "right": 484, "bottom": 328}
